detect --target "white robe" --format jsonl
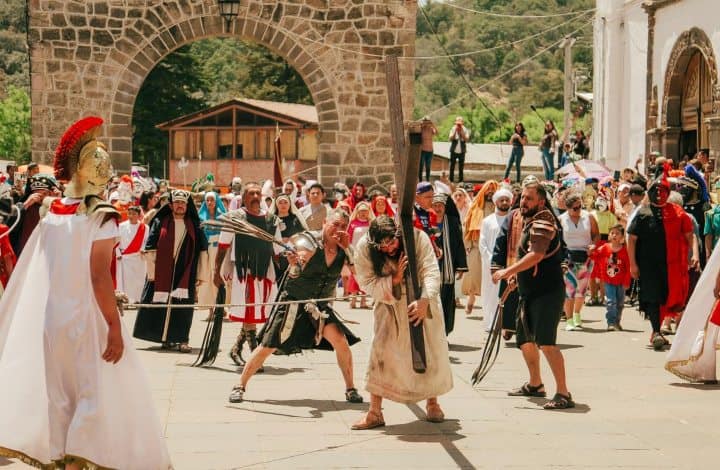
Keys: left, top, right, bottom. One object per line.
{"left": 479, "top": 212, "right": 508, "bottom": 331}
{"left": 0, "top": 207, "right": 171, "bottom": 468}
{"left": 666, "top": 244, "right": 720, "bottom": 382}
{"left": 116, "top": 220, "right": 149, "bottom": 304}
{"left": 355, "top": 229, "right": 453, "bottom": 403}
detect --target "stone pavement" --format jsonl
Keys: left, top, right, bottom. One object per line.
{"left": 2, "top": 300, "right": 719, "bottom": 469}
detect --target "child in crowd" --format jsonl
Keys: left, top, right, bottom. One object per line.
{"left": 597, "top": 224, "right": 631, "bottom": 330}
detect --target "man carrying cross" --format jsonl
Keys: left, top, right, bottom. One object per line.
{"left": 351, "top": 216, "right": 453, "bottom": 429}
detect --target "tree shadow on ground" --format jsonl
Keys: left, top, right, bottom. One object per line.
{"left": 449, "top": 343, "right": 482, "bottom": 352}
{"left": 515, "top": 396, "right": 591, "bottom": 414}
{"left": 233, "top": 398, "right": 366, "bottom": 419}
{"left": 669, "top": 382, "right": 720, "bottom": 390}
{"left": 503, "top": 342, "right": 583, "bottom": 351}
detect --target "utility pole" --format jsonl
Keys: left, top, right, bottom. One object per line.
{"left": 559, "top": 36, "right": 577, "bottom": 136}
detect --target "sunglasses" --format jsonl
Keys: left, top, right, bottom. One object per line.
{"left": 571, "top": 205, "right": 582, "bottom": 211}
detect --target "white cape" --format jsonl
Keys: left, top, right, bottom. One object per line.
{"left": 0, "top": 210, "right": 172, "bottom": 469}
{"left": 665, "top": 244, "right": 720, "bottom": 382}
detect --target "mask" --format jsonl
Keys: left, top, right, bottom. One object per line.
{"left": 648, "top": 185, "right": 669, "bottom": 206}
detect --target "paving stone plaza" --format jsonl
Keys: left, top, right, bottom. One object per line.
{"left": 3, "top": 301, "right": 715, "bottom": 469}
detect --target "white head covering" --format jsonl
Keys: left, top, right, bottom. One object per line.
{"left": 268, "top": 193, "right": 309, "bottom": 231}
{"left": 492, "top": 188, "right": 513, "bottom": 204}
{"left": 434, "top": 180, "right": 452, "bottom": 196}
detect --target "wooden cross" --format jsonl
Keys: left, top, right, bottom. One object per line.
{"left": 385, "top": 56, "right": 427, "bottom": 373}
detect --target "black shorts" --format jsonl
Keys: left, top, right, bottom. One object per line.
{"left": 515, "top": 288, "right": 565, "bottom": 347}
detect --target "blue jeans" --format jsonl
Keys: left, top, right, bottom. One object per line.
{"left": 504, "top": 147, "right": 523, "bottom": 182}
{"left": 604, "top": 283, "right": 625, "bottom": 325}
{"left": 419, "top": 150, "right": 433, "bottom": 182}
{"left": 541, "top": 148, "right": 554, "bottom": 181}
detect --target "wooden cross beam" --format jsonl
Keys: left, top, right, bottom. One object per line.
{"left": 385, "top": 56, "right": 426, "bottom": 373}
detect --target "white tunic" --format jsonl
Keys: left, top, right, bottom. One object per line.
{"left": 0, "top": 206, "right": 171, "bottom": 468}
{"left": 116, "top": 220, "right": 149, "bottom": 304}
{"left": 479, "top": 211, "right": 508, "bottom": 330}
{"left": 355, "top": 229, "right": 453, "bottom": 403}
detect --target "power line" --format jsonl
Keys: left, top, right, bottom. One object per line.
{"left": 439, "top": 1, "right": 596, "bottom": 19}
{"left": 425, "top": 18, "right": 594, "bottom": 118}
{"left": 418, "top": 0, "right": 504, "bottom": 128}
{"left": 278, "top": 9, "right": 593, "bottom": 61}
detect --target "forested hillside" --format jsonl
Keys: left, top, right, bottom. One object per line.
{"left": 416, "top": 0, "right": 594, "bottom": 142}
{"left": 0, "top": 0, "right": 594, "bottom": 167}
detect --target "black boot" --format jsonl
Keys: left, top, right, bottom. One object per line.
{"left": 229, "top": 330, "right": 246, "bottom": 366}
{"left": 246, "top": 329, "right": 264, "bottom": 373}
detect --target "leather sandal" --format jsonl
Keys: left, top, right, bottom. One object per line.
{"left": 351, "top": 410, "right": 385, "bottom": 430}
{"left": 345, "top": 388, "right": 364, "bottom": 403}
{"left": 177, "top": 343, "right": 192, "bottom": 353}
{"left": 543, "top": 392, "right": 575, "bottom": 410}
{"left": 426, "top": 403, "right": 445, "bottom": 423}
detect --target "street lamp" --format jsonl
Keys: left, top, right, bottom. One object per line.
{"left": 218, "top": 0, "right": 241, "bottom": 32}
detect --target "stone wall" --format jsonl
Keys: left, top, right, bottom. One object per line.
{"left": 29, "top": 0, "right": 417, "bottom": 188}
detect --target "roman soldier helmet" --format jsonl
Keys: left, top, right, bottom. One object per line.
{"left": 54, "top": 116, "right": 104, "bottom": 182}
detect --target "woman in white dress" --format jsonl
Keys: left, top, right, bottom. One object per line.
{"left": 0, "top": 117, "right": 171, "bottom": 469}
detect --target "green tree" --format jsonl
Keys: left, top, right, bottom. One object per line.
{"left": 132, "top": 47, "right": 208, "bottom": 173}
{"left": 0, "top": 86, "right": 31, "bottom": 163}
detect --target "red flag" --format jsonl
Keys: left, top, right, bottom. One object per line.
{"left": 273, "top": 126, "right": 284, "bottom": 188}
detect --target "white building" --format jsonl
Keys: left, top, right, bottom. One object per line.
{"left": 593, "top": 0, "right": 720, "bottom": 171}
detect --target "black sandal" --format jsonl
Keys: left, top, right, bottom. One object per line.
{"left": 508, "top": 382, "right": 546, "bottom": 397}
{"left": 228, "top": 385, "right": 245, "bottom": 403}
{"left": 345, "top": 388, "right": 364, "bottom": 403}
{"left": 543, "top": 392, "right": 575, "bottom": 410}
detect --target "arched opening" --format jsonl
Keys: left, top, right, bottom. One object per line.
{"left": 678, "top": 51, "right": 713, "bottom": 159}
{"left": 131, "top": 36, "right": 317, "bottom": 186}
{"left": 661, "top": 28, "right": 718, "bottom": 162}
{"left": 106, "top": 15, "right": 341, "bottom": 180}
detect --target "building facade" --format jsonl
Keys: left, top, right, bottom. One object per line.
{"left": 157, "top": 98, "right": 318, "bottom": 185}
{"left": 593, "top": 0, "right": 720, "bottom": 171}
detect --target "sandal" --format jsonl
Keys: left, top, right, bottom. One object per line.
{"left": 228, "top": 385, "right": 245, "bottom": 403}
{"left": 178, "top": 343, "right": 192, "bottom": 353}
{"left": 508, "top": 382, "right": 546, "bottom": 397}
{"left": 502, "top": 330, "right": 515, "bottom": 341}
{"left": 160, "top": 342, "right": 177, "bottom": 350}
{"left": 351, "top": 410, "right": 385, "bottom": 430}
{"left": 426, "top": 403, "right": 445, "bottom": 423}
{"left": 345, "top": 388, "right": 364, "bottom": 403}
{"left": 543, "top": 392, "right": 575, "bottom": 410}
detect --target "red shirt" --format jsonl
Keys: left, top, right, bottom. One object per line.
{"left": 597, "top": 243, "right": 631, "bottom": 288}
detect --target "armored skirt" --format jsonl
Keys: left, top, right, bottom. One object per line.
{"left": 258, "top": 300, "right": 360, "bottom": 355}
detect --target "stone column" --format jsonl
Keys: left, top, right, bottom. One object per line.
{"left": 705, "top": 116, "right": 720, "bottom": 177}
{"left": 660, "top": 127, "right": 681, "bottom": 162}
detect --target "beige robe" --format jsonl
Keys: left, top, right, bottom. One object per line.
{"left": 355, "top": 229, "right": 453, "bottom": 403}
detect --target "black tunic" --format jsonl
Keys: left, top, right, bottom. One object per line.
{"left": 627, "top": 205, "right": 668, "bottom": 306}
{"left": 133, "top": 210, "right": 208, "bottom": 344}
{"left": 259, "top": 233, "right": 360, "bottom": 354}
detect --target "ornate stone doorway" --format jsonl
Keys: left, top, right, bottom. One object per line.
{"left": 659, "top": 27, "right": 719, "bottom": 162}
{"left": 28, "top": 1, "right": 417, "bottom": 187}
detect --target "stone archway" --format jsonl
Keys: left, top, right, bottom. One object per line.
{"left": 28, "top": 1, "right": 417, "bottom": 187}
{"left": 659, "top": 27, "right": 720, "bottom": 161}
